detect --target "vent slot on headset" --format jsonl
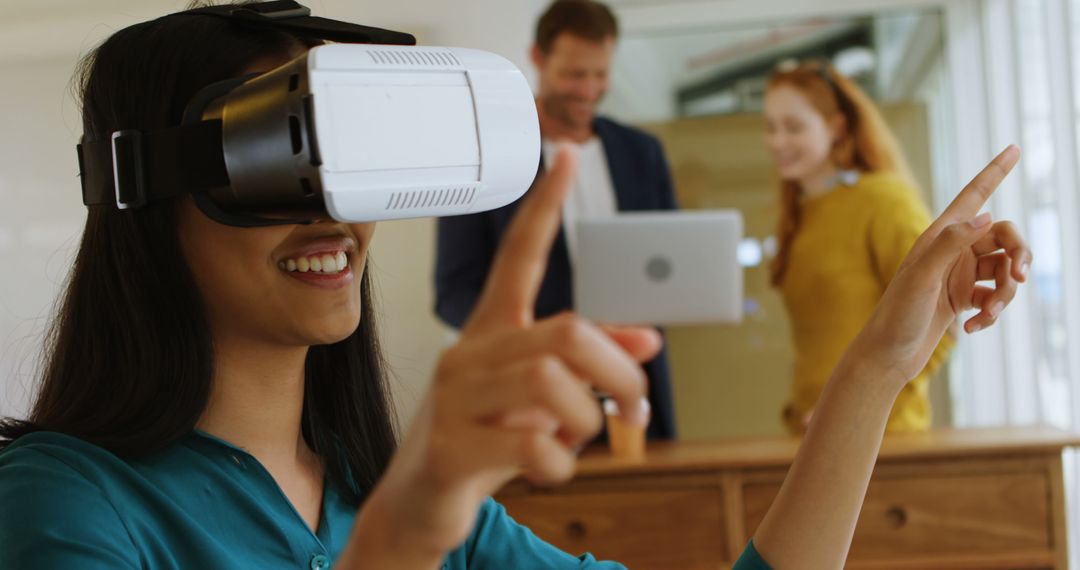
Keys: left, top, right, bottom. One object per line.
{"left": 385, "top": 186, "right": 478, "bottom": 210}
{"left": 299, "top": 177, "right": 314, "bottom": 197}
{"left": 367, "top": 49, "right": 462, "bottom": 67}
{"left": 288, "top": 115, "right": 303, "bottom": 155}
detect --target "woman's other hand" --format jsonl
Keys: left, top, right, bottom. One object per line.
{"left": 753, "top": 146, "right": 1032, "bottom": 570}
{"left": 343, "top": 147, "right": 661, "bottom": 568}
{"left": 849, "top": 145, "right": 1030, "bottom": 388}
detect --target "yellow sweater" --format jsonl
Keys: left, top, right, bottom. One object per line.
{"left": 778, "top": 171, "right": 954, "bottom": 433}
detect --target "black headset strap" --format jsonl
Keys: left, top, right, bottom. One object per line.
{"left": 182, "top": 1, "right": 416, "bottom": 45}
{"left": 78, "top": 120, "right": 228, "bottom": 209}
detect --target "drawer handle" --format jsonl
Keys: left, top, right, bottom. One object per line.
{"left": 885, "top": 506, "right": 908, "bottom": 529}
{"left": 566, "top": 520, "right": 587, "bottom": 540}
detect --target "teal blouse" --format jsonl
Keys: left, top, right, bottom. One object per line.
{"left": 0, "top": 431, "right": 770, "bottom": 569}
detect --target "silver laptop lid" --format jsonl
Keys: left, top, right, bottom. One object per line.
{"left": 574, "top": 210, "right": 743, "bottom": 326}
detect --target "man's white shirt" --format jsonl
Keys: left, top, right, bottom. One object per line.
{"left": 542, "top": 137, "right": 617, "bottom": 267}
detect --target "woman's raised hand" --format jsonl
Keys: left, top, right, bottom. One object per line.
{"left": 346, "top": 148, "right": 661, "bottom": 568}
{"left": 849, "top": 145, "right": 1031, "bottom": 387}
{"left": 752, "top": 146, "right": 1033, "bottom": 570}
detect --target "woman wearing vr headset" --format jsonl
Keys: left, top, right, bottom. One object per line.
{"left": 0, "top": 2, "right": 1030, "bottom": 569}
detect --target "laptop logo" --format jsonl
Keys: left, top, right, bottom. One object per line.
{"left": 645, "top": 255, "right": 672, "bottom": 282}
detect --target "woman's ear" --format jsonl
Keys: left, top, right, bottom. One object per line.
{"left": 830, "top": 113, "right": 849, "bottom": 145}
{"left": 829, "top": 113, "right": 855, "bottom": 167}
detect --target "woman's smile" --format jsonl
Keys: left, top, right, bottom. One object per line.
{"left": 276, "top": 236, "right": 357, "bottom": 290}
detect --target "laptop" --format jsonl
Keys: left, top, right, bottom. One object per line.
{"left": 573, "top": 210, "right": 743, "bottom": 326}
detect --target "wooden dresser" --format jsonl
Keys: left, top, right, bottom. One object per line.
{"left": 495, "top": 427, "right": 1079, "bottom": 569}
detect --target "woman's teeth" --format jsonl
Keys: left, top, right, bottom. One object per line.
{"left": 279, "top": 252, "right": 349, "bottom": 274}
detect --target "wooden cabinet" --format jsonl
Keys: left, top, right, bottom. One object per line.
{"left": 507, "top": 481, "right": 727, "bottom": 568}
{"left": 495, "top": 427, "right": 1078, "bottom": 569}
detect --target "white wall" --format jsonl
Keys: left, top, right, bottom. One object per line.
{"left": 0, "top": 0, "right": 546, "bottom": 429}
{"left": 0, "top": 57, "right": 86, "bottom": 419}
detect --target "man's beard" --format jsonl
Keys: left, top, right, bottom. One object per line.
{"left": 544, "top": 94, "right": 597, "bottom": 130}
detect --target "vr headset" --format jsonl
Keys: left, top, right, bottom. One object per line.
{"left": 77, "top": 1, "right": 540, "bottom": 227}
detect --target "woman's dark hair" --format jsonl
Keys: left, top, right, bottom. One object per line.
{"left": 0, "top": 3, "right": 398, "bottom": 504}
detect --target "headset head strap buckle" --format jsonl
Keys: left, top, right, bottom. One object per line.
{"left": 111, "top": 129, "right": 147, "bottom": 210}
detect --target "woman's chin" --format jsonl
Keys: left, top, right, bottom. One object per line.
{"left": 776, "top": 165, "right": 806, "bottom": 181}
{"left": 297, "top": 315, "right": 362, "bottom": 346}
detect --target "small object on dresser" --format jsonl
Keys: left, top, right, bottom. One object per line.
{"left": 603, "top": 398, "right": 649, "bottom": 462}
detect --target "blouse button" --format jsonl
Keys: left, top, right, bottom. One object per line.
{"left": 310, "top": 553, "right": 330, "bottom": 570}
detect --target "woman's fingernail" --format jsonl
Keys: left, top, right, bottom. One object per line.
{"left": 557, "top": 142, "right": 579, "bottom": 159}
{"left": 972, "top": 212, "right": 993, "bottom": 228}
{"left": 969, "top": 323, "right": 983, "bottom": 333}
{"left": 990, "top": 302, "right": 1005, "bottom": 318}
{"left": 1019, "top": 262, "right": 1030, "bottom": 278}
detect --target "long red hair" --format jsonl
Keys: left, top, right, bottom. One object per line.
{"left": 768, "top": 62, "right": 918, "bottom": 285}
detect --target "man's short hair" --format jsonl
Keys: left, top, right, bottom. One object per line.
{"left": 535, "top": 0, "right": 618, "bottom": 54}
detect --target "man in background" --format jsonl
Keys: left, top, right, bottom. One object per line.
{"left": 434, "top": 0, "right": 679, "bottom": 439}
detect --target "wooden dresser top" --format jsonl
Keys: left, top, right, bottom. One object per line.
{"left": 570, "top": 426, "right": 1080, "bottom": 477}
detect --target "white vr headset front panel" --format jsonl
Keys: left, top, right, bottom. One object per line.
{"left": 308, "top": 44, "right": 540, "bottom": 222}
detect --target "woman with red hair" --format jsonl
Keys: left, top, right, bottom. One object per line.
{"left": 764, "top": 62, "right": 954, "bottom": 434}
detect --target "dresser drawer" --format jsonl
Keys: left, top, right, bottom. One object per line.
{"left": 500, "top": 487, "right": 728, "bottom": 569}
{"left": 742, "top": 471, "right": 1052, "bottom": 562}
